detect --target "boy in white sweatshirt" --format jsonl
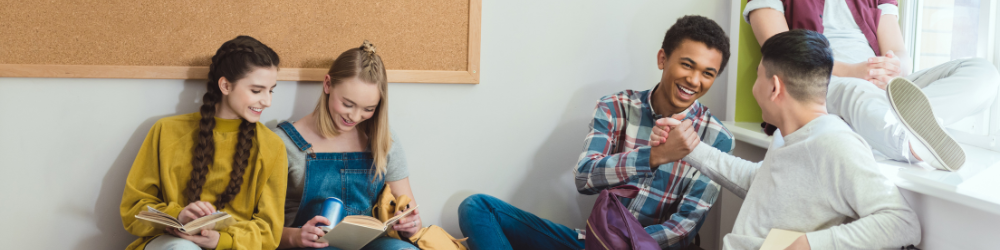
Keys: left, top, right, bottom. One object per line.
{"left": 650, "top": 29, "right": 920, "bottom": 249}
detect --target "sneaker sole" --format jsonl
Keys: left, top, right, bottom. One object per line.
{"left": 886, "top": 77, "right": 965, "bottom": 171}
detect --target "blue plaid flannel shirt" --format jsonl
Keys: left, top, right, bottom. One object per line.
{"left": 574, "top": 86, "right": 734, "bottom": 249}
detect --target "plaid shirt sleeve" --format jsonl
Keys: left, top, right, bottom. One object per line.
{"left": 645, "top": 111, "right": 733, "bottom": 249}
{"left": 704, "top": 111, "right": 735, "bottom": 154}
{"left": 574, "top": 96, "right": 654, "bottom": 195}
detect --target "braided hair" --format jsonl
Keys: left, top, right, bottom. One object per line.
{"left": 187, "top": 35, "right": 280, "bottom": 209}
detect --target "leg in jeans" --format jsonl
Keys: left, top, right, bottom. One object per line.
{"left": 905, "top": 58, "right": 1000, "bottom": 126}
{"left": 143, "top": 234, "right": 201, "bottom": 250}
{"left": 362, "top": 237, "right": 419, "bottom": 250}
{"left": 286, "top": 236, "right": 417, "bottom": 250}
{"left": 827, "top": 76, "right": 913, "bottom": 161}
{"left": 458, "top": 194, "right": 584, "bottom": 250}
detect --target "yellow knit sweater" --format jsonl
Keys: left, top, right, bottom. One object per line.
{"left": 120, "top": 113, "right": 288, "bottom": 250}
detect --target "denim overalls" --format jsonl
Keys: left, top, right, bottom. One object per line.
{"left": 278, "top": 121, "right": 384, "bottom": 228}
{"left": 278, "top": 122, "right": 416, "bottom": 250}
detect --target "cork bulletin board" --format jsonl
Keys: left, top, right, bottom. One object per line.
{"left": 0, "top": 0, "right": 481, "bottom": 84}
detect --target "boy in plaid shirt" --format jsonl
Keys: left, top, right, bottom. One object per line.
{"left": 458, "top": 15, "right": 734, "bottom": 250}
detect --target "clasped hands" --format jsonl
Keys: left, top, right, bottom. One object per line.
{"left": 648, "top": 114, "right": 700, "bottom": 167}
{"left": 858, "top": 50, "right": 903, "bottom": 90}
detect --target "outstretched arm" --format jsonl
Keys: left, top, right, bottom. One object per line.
{"left": 683, "top": 141, "right": 761, "bottom": 199}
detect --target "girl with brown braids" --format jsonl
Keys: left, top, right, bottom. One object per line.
{"left": 120, "top": 35, "right": 289, "bottom": 250}
{"left": 273, "top": 41, "right": 419, "bottom": 250}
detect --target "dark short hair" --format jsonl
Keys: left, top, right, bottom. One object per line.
{"left": 760, "top": 29, "right": 833, "bottom": 103}
{"left": 661, "top": 15, "right": 731, "bottom": 74}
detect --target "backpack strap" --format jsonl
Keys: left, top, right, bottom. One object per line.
{"left": 607, "top": 185, "right": 640, "bottom": 199}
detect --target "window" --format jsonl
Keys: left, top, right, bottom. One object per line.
{"left": 900, "top": 0, "right": 1000, "bottom": 150}
{"left": 906, "top": 0, "right": 997, "bottom": 70}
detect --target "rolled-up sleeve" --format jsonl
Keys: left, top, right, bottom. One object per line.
{"left": 878, "top": 3, "right": 899, "bottom": 16}
{"left": 744, "top": 0, "right": 786, "bottom": 24}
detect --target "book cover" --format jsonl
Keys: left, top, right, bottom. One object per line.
{"left": 759, "top": 228, "right": 805, "bottom": 250}
{"left": 318, "top": 205, "right": 419, "bottom": 250}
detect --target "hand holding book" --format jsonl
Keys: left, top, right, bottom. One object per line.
{"left": 167, "top": 227, "right": 220, "bottom": 249}
{"left": 134, "top": 202, "right": 234, "bottom": 249}
{"left": 178, "top": 201, "right": 217, "bottom": 224}
{"left": 319, "top": 205, "right": 420, "bottom": 250}
{"left": 295, "top": 215, "right": 332, "bottom": 248}
{"left": 390, "top": 207, "right": 422, "bottom": 238}
{"left": 172, "top": 201, "right": 221, "bottom": 249}
{"left": 133, "top": 204, "right": 234, "bottom": 236}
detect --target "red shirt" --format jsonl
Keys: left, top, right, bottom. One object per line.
{"left": 748, "top": 0, "right": 898, "bottom": 55}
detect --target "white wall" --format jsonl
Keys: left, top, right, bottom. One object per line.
{"left": 0, "top": 1, "right": 734, "bottom": 248}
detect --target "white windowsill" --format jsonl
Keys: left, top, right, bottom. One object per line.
{"left": 722, "top": 120, "right": 1000, "bottom": 216}
{"left": 722, "top": 121, "right": 773, "bottom": 148}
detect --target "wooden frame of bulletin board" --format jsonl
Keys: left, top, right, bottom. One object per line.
{"left": 0, "top": 0, "right": 481, "bottom": 84}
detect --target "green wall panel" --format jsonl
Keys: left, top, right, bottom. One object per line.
{"left": 735, "top": 0, "right": 763, "bottom": 123}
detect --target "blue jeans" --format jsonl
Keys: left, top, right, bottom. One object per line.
{"left": 458, "top": 194, "right": 584, "bottom": 250}
{"left": 288, "top": 237, "right": 417, "bottom": 250}
{"left": 143, "top": 235, "right": 200, "bottom": 250}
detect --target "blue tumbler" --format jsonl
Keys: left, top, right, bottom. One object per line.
{"left": 318, "top": 197, "right": 346, "bottom": 230}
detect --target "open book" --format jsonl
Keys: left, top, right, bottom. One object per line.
{"left": 134, "top": 206, "right": 234, "bottom": 235}
{"left": 759, "top": 228, "right": 806, "bottom": 250}
{"left": 319, "top": 205, "right": 419, "bottom": 250}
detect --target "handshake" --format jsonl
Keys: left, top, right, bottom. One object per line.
{"left": 648, "top": 114, "right": 700, "bottom": 168}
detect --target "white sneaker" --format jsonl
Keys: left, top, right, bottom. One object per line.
{"left": 886, "top": 77, "right": 965, "bottom": 171}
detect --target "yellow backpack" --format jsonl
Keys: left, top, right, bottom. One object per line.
{"left": 372, "top": 184, "right": 468, "bottom": 250}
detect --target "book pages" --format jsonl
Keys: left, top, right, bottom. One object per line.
{"left": 133, "top": 206, "right": 233, "bottom": 235}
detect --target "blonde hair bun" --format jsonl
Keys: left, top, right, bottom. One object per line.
{"left": 361, "top": 40, "right": 377, "bottom": 55}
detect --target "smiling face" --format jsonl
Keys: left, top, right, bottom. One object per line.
{"left": 216, "top": 66, "right": 278, "bottom": 123}
{"left": 655, "top": 38, "right": 724, "bottom": 114}
{"left": 324, "top": 76, "right": 381, "bottom": 133}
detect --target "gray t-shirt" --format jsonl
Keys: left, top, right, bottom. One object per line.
{"left": 271, "top": 123, "right": 409, "bottom": 226}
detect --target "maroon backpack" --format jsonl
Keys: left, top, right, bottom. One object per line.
{"left": 585, "top": 185, "right": 660, "bottom": 250}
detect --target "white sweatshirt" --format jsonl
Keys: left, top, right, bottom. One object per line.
{"left": 683, "top": 115, "right": 921, "bottom": 249}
